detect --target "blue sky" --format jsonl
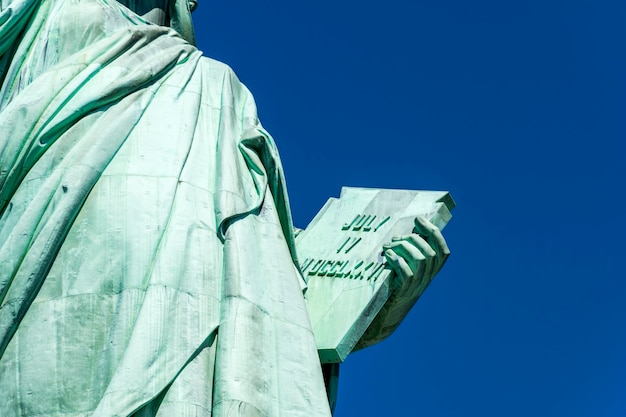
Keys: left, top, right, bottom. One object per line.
{"left": 193, "top": 1, "right": 625, "bottom": 415}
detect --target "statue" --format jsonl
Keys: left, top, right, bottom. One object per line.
{"left": 0, "top": 1, "right": 451, "bottom": 416}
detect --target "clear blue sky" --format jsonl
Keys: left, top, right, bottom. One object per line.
{"left": 193, "top": 1, "right": 625, "bottom": 415}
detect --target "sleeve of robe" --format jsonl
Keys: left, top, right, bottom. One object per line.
{"left": 213, "top": 69, "right": 332, "bottom": 417}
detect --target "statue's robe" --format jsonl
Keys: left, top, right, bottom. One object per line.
{"left": 0, "top": 1, "right": 331, "bottom": 416}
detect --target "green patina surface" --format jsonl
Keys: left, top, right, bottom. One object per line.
{"left": 0, "top": 1, "right": 452, "bottom": 416}
{"left": 297, "top": 187, "right": 454, "bottom": 363}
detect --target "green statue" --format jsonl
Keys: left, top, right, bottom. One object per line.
{"left": 0, "top": 1, "right": 450, "bottom": 416}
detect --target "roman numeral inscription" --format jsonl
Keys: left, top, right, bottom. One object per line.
{"left": 299, "top": 213, "right": 392, "bottom": 281}
{"left": 300, "top": 258, "right": 387, "bottom": 281}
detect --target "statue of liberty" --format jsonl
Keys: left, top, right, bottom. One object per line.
{"left": 0, "top": 1, "right": 450, "bottom": 416}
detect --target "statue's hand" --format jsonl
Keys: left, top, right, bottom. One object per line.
{"left": 383, "top": 216, "right": 450, "bottom": 296}
{"left": 353, "top": 217, "right": 449, "bottom": 350}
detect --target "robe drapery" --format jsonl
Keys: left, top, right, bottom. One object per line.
{"left": 0, "top": 1, "right": 331, "bottom": 416}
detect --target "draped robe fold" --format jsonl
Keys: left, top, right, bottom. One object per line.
{"left": 0, "top": 1, "right": 331, "bottom": 416}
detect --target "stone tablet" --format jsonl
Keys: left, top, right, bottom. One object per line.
{"left": 296, "top": 187, "right": 455, "bottom": 363}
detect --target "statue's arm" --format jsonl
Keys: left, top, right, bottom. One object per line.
{"left": 353, "top": 216, "right": 450, "bottom": 350}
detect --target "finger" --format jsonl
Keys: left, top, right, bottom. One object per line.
{"left": 386, "top": 243, "right": 430, "bottom": 296}
{"left": 405, "top": 234, "right": 437, "bottom": 258}
{"left": 414, "top": 217, "right": 450, "bottom": 272}
{"left": 414, "top": 217, "right": 449, "bottom": 254}
{"left": 413, "top": 216, "right": 438, "bottom": 237}
{"left": 385, "top": 240, "right": 428, "bottom": 277}
{"left": 396, "top": 231, "right": 442, "bottom": 275}
{"left": 391, "top": 234, "right": 436, "bottom": 259}
{"left": 384, "top": 249, "right": 412, "bottom": 284}
{"left": 402, "top": 234, "right": 439, "bottom": 280}
{"left": 422, "top": 245, "right": 437, "bottom": 284}
{"left": 428, "top": 227, "right": 450, "bottom": 274}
